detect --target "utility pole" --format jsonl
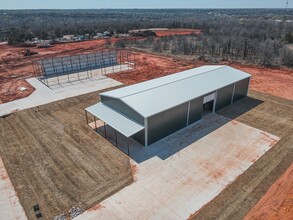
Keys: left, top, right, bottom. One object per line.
{"left": 286, "top": 0, "right": 289, "bottom": 9}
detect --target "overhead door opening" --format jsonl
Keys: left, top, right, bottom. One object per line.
{"left": 203, "top": 100, "right": 214, "bottom": 116}
{"left": 202, "top": 92, "right": 215, "bottom": 116}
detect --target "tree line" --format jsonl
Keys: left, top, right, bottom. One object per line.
{"left": 1, "top": 9, "right": 293, "bottom": 42}
{"left": 117, "top": 17, "right": 293, "bottom": 67}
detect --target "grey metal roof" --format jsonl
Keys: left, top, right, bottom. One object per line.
{"left": 102, "top": 65, "right": 251, "bottom": 118}
{"left": 86, "top": 103, "right": 144, "bottom": 137}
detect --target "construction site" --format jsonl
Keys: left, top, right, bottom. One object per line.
{"left": 0, "top": 28, "right": 292, "bottom": 220}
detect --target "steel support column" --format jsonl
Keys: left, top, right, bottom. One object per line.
{"left": 115, "top": 130, "right": 118, "bottom": 146}
{"left": 85, "top": 110, "right": 88, "bottom": 125}
{"left": 104, "top": 122, "right": 107, "bottom": 138}
{"left": 94, "top": 116, "right": 97, "bottom": 131}
{"left": 127, "top": 140, "right": 130, "bottom": 156}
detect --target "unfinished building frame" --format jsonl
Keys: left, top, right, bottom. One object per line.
{"left": 32, "top": 50, "right": 135, "bottom": 87}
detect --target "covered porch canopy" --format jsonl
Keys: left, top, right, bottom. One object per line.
{"left": 85, "top": 103, "right": 144, "bottom": 154}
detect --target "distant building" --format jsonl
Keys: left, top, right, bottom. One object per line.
{"left": 63, "top": 35, "right": 75, "bottom": 41}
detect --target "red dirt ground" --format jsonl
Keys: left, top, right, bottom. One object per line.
{"left": 108, "top": 54, "right": 293, "bottom": 101}
{"left": 244, "top": 163, "right": 293, "bottom": 220}
{"left": 108, "top": 52, "right": 204, "bottom": 84}
{"left": 0, "top": 36, "right": 292, "bottom": 103}
{"left": 229, "top": 64, "right": 293, "bottom": 100}
{"left": 154, "top": 29, "right": 202, "bottom": 37}
{"left": 0, "top": 79, "right": 35, "bottom": 104}
{"left": 0, "top": 37, "right": 134, "bottom": 103}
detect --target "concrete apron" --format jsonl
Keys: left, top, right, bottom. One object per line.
{"left": 78, "top": 114, "right": 280, "bottom": 220}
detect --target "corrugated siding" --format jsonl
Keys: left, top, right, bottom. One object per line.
{"left": 101, "top": 95, "right": 144, "bottom": 125}
{"left": 215, "top": 84, "right": 234, "bottom": 111}
{"left": 233, "top": 78, "right": 250, "bottom": 102}
{"left": 188, "top": 97, "right": 203, "bottom": 125}
{"left": 147, "top": 103, "right": 188, "bottom": 145}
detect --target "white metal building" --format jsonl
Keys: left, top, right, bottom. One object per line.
{"left": 86, "top": 65, "right": 251, "bottom": 147}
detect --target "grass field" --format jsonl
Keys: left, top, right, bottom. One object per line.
{"left": 193, "top": 90, "right": 293, "bottom": 220}
{"left": 0, "top": 88, "right": 133, "bottom": 219}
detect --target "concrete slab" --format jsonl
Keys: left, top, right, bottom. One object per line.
{"left": 0, "top": 157, "right": 27, "bottom": 220}
{"left": 43, "top": 64, "right": 130, "bottom": 89}
{"left": 0, "top": 68, "right": 123, "bottom": 116}
{"left": 94, "top": 114, "right": 230, "bottom": 163}
{"left": 77, "top": 115, "right": 280, "bottom": 220}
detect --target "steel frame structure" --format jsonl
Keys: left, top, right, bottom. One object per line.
{"left": 32, "top": 50, "right": 135, "bottom": 87}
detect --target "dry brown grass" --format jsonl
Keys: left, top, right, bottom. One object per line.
{"left": 0, "top": 87, "right": 133, "bottom": 219}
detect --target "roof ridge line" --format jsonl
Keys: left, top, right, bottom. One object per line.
{"left": 119, "top": 65, "right": 226, "bottom": 99}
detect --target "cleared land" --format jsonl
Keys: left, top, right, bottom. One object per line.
{"left": 192, "top": 90, "right": 293, "bottom": 220}
{"left": 0, "top": 88, "right": 133, "bottom": 219}
{"left": 0, "top": 28, "right": 200, "bottom": 103}
{"left": 107, "top": 51, "right": 293, "bottom": 101}
{"left": 1, "top": 33, "right": 292, "bottom": 103}
{"left": 153, "top": 28, "right": 201, "bottom": 37}
{"left": 244, "top": 162, "right": 293, "bottom": 220}
{"left": 229, "top": 63, "right": 293, "bottom": 100}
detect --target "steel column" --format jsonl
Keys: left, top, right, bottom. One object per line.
{"left": 94, "top": 116, "right": 97, "bottom": 131}
{"left": 104, "top": 122, "right": 107, "bottom": 138}
{"left": 115, "top": 130, "right": 118, "bottom": 146}
{"left": 127, "top": 140, "right": 130, "bottom": 156}
{"left": 85, "top": 110, "right": 88, "bottom": 125}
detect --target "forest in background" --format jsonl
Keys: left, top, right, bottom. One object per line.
{"left": 1, "top": 9, "right": 293, "bottom": 67}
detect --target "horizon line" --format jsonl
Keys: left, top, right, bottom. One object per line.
{"left": 0, "top": 8, "right": 293, "bottom": 10}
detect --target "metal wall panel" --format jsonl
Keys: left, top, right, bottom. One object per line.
{"left": 215, "top": 84, "right": 234, "bottom": 111}
{"left": 101, "top": 95, "right": 144, "bottom": 125}
{"left": 233, "top": 78, "right": 250, "bottom": 102}
{"left": 188, "top": 96, "right": 203, "bottom": 125}
{"left": 147, "top": 102, "right": 188, "bottom": 145}
{"left": 132, "top": 129, "right": 145, "bottom": 146}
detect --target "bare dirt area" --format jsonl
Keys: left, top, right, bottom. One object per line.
{"left": 244, "top": 163, "right": 293, "bottom": 220}
{"left": 192, "top": 90, "right": 293, "bottom": 220}
{"left": 1, "top": 37, "right": 292, "bottom": 103}
{"left": 154, "top": 28, "right": 202, "bottom": 37}
{"left": 0, "top": 38, "right": 129, "bottom": 103}
{"left": 0, "top": 87, "right": 133, "bottom": 219}
{"left": 107, "top": 51, "right": 204, "bottom": 84}
{"left": 0, "top": 38, "right": 128, "bottom": 79}
{"left": 0, "top": 79, "right": 35, "bottom": 104}
{"left": 108, "top": 52, "right": 293, "bottom": 100}
{"left": 229, "top": 63, "right": 293, "bottom": 100}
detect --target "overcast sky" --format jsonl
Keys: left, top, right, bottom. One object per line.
{"left": 0, "top": 0, "right": 290, "bottom": 9}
